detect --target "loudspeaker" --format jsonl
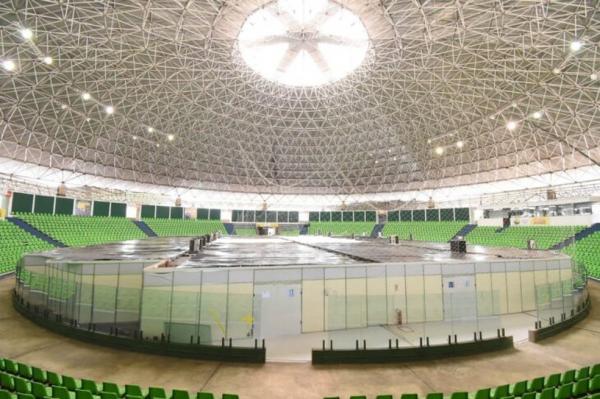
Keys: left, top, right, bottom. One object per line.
{"left": 503, "top": 217, "right": 511, "bottom": 228}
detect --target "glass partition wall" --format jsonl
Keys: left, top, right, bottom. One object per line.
{"left": 16, "top": 254, "right": 588, "bottom": 350}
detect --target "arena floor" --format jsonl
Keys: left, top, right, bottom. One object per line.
{"left": 1, "top": 276, "right": 598, "bottom": 399}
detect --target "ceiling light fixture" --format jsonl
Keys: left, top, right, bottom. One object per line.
{"left": 105, "top": 105, "right": 114, "bottom": 115}
{"left": 20, "top": 28, "right": 33, "bottom": 40}
{"left": 42, "top": 56, "right": 53, "bottom": 65}
{"left": 532, "top": 111, "right": 543, "bottom": 119}
{"left": 435, "top": 146, "right": 444, "bottom": 155}
{"left": 591, "top": 73, "right": 598, "bottom": 81}
{"left": 167, "top": 134, "right": 175, "bottom": 141}
{"left": 2, "top": 60, "right": 16, "bottom": 71}
{"left": 60, "top": 104, "right": 67, "bottom": 110}
{"left": 147, "top": 127, "right": 154, "bottom": 133}
{"left": 456, "top": 141, "right": 464, "bottom": 148}
{"left": 506, "top": 121, "right": 518, "bottom": 130}
{"left": 81, "top": 92, "right": 91, "bottom": 100}
{"left": 553, "top": 68, "right": 561, "bottom": 74}
{"left": 570, "top": 41, "right": 582, "bottom": 52}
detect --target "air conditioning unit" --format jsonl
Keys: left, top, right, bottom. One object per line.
{"left": 547, "top": 189, "right": 557, "bottom": 200}
{"left": 427, "top": 197, "right": 435, "bottom": 209}
{"left": 175, "top": 196, "right": 182, "bottom": 207}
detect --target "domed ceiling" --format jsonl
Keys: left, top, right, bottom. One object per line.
{"left": 0, "top": 0, "right": 598, "bottom": 195}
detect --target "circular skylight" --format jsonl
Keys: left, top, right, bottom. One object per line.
{"left": 238, "top": 0, "right": 369, "bottom": 87}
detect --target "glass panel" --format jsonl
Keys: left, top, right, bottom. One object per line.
{"left": 92, "top": 263, "right": 119, "bottom": 334}
{"left": 324, "top": 267, "right": 345, "bottom": 330}
{"left": 366, "top": 265, "right": 386, "bottom": 325}
{"left": 346, "top": 267, "right": 366, "bottom": 328}
{"left": 115, "top": 263, "right": 144, "bottom": 337}
{"left": 77, "top": 264, "right": 95, "bottom": 329}
{"left": 227, "top": 269, "right": 254, "bottom": 340}
{"left": 302, "top": 268, "right": 324, "bottom": 332}
{"left": 169, "top": 269, "right": 201, "bottom": 344}
{"left": 199, "top": 270, "right": 228, "bottom": 344}
{"left": 386, "top": 264, "right": 406, "bottom": 326}
{"left": 140, "top": 270, "right": 173, "bottom": 340}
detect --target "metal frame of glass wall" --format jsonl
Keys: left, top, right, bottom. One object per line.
{"left": 16, "top": 254, "right": 587, "bottom": 349}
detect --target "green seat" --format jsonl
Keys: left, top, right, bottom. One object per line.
{"left": 0, "top": 389, "right": 16, "bottom": 399}
{"left": 511, "top": 381, "right": 528, "bottom": 397}
{"left": 171, "top": 391, "right": 189, "bottom": 399}
{"left": 62, "top": 377, "right": 81, "bottom": 392}
{"left": 13, "top": 378, "right": 31, "bottom": 395}
{"left": 52, "top": 386, "right": 75, "bottom": 399}
{"left": 540, "top": 388, "right": 555, "bottom": 399}
{"left": 592, "top": 364, "right": 600, "bottom": 378}
{"left": 426, "top": 394, "right": 443, "bottom": 399}
{"left": 493, "top": 385, "right": 510, "bottom": 399}
{"left": 591, "top": 375, "right": 600, "bottom": 393}
{"left": 102, "top": 383, "right": 124, "bottom": 398}
{"left": 30, "top": 382, "right": 51, "bottom": 399}
{"left": 47, "top": 372, "right": 62, "bottom": 387}
{"left": 221, "top": 395, "right": 238, "bottom": 399}
{"left": 451, "top": 393, "right": 469, "bottom": 399}
{"left": 521, "top": 393, "right": 536, "bottom": 399}
{"left": 529, "top": 378, "right": 545, "bottom": 392}
{"left": 376, "top": 395, "right": 393, "bottom": 399}
{"left": 17, "top": 394, "right": 35, "bottom": 399}
{"left": 100, "top": 393, "right": 118, "bottom": 399}
{"left": 81, "top": 381, "right": 99, "bottom": 395}
{"left": 401, "top": 394, "right": 418, "bottom": 399}
{"left": 17, "top": 365, "right": 32, "bottom": 380}
{"left": 573, "top": 379, "right": 589, "bottom": 397}
{"left": 76, "top": 390, "right": 97, "bottom": 399}
{"left": 557, "top": 383, "right": 572, "bottom": 399}
{"left": 0, "top": 374, "right": 14, "bottom": 391}
{"left": 0, "top": 361, "right": 4, "bottom": 372}
{"left": 148, "top": 388, "right": 167, "bottom": 399}
{"left": 31, "top": 369, "right": 46, "bottom": 384}
{"left": 349, "top": 396, "right": 366, "bottom": 399}
{"left": 125, "top": 386, "right": 147, "bottom": 398}
{"left": 3, "top": 361, "right": 17, "bottom": 376}
{"left": 577, "top": 367, "right": 590, "bottom": 381}
{"left": 475, "top": 388, "right": 491, "bottom": 399}
{"left": 562, "top": 370, "right": 576, "bottom": 385}
{"left": 546, "top": 374, "right": 561, "bottom": 389}
{"left": 196, "top": 393, "right": 213, "bottom": 399}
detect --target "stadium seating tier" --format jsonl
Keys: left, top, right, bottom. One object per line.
{"left": 16, "top": 214, "right": 146, "bottom": 247}
{"left": 0, "top": 220, "right": 54, "bottom": 275}
{"left": 382, "top": 222, "right": 466, "bottom": 243}
{"left": 142, "top": 218, "right": 227, "bottom": 237}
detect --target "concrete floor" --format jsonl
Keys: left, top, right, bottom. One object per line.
{"left": 0, "top": 276, "right": 599, "bottom": 399}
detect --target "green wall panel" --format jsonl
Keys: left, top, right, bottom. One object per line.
{"left": 11, "top": 192, "right": 34, "bottom": 214}
{"left": 267, "top": 211, "right": 277, "bottom": 223}
{"left": 110, "top": 202, "right": 126, "bottom": 217}
{"left": 141, "top": 205, "right": 156, "bottom": 218}
{"left": 365, "top": 211, "right": 376, "bottom": 222}
{"left": 413, "top": 209, "right": 425, "bottom": 221}
{"left": 440, "top": 208, "right": 454, "bottom": 221}
{"left": 354, "top": 211, "right": 365, "bottom": 222}
{"left": 309, "top": 212, "right": 320, "bottom": 222}
{"left": 388, "top": 210, "right": 399, "bottom": 222}
{"left": 34, "top": 195, "right": 54, "bottom": 214}
{"left": 55, "top": 197, "right": 74, "bottom": 215}
{"left": 289, "top": 212, "right": 299, "bottom": 223}
{"left": 93, "top": 201, "right": 110, "bottom": 217}
{"left": 277, "top": 211, "right": 289, "bottom": 223}
{"left": 426, "top": 209, "right": 439, "bottom": 221}
{"left": 400, "top": 210, "right": 412, "bottom": 221}
{"left": 170, "top": 207, "right": 183, "bottom": 219}
{"left": 197, "top": 208, "right": 209, "bottom": 220}
{"left": 156, "top": 206, "right": 170, "bottom": 219}
{"left": 209, "top": 209, "right": 221, "bottom": 220}
{"left": 231, "top": 210, "right": 243, "bottom": 222}
{"left": 342, "top": 211, "right": 353, "bottom": 222}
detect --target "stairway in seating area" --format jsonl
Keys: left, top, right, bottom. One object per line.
{"left": 133, "top": 220, "right": 157, "bottom": 237}
{"left": 371, "top": 223, "right": 385, "bottom": 238}
{"left": 223, "top": 222, "right": 235, "bottom": 235}
{"left": 7, "top": 217, "right": 66, "bottom": 247}
{"left": 451, "top": 224, "right": 477, "bottom": 241}
{"left": 551, "top": 223, "right": 600, "bottom": 250}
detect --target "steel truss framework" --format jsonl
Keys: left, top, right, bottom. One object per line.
{"left": 0, "top": 1, "right": 599, "bottom": 196}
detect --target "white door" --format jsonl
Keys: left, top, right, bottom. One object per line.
{"left": 443, "top": 275, "right": 477, "bottom": 321}
{"left": 254, "top": 283, "right": 301, "bottom": 338}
